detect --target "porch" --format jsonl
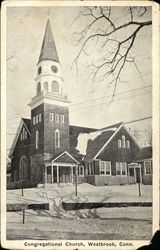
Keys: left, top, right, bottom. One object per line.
{"left": 128, "top": 163, "right": 142, "bottom": 184}
{"left": 45, "top": 163, "right": 76, "bottom": 184}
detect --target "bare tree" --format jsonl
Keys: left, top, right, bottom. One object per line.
{"left": 72, "top": 6, "right": 152, "bottom": 98}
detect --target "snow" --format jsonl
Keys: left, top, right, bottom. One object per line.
{"left": 76, "top": 127, "right": 117, "bottom": 155}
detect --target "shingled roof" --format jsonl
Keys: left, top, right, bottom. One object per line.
{"left": 38, "top": 19, "right": 59, "bottom": 64}
{"left": 134, "top": 146, "right": 152, "bottom": 161}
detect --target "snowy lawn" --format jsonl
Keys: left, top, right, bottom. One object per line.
{"left": 7, "top": 183, "right": 152, "bottom": 206}
{"left": 6, "top": 184, "right": 152, "bottom": 240}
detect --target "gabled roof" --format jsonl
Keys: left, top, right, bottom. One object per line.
{"left": 22, "top": 118, "right": 31, "bottom": 133}
{"left": 134, "top": 146, "right": 152, "bottom": 161}
{"left": 50, "top": 151, "right": 79, "bottom": 164}
{"left": 84, "top": 123, "right": 123, "bottom": 161}
{"left": 38, "top": 19, "right": 59, "bottom": 64}
{"left": 9, "top": 118, "right": 31, "bottom": 157}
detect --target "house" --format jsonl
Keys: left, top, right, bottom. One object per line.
{"left": 128, "top": 146, "right": 152, "bottom": 185}
{"left": 9, "top": 19, "right": 143, "bottom": 188}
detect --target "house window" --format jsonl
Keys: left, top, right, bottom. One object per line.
{"left": 51, "top": 81, "right": 59, "bottom": 93}
{"left": 118, "top": 139, "right": 121, "bottom": 148}
{"left": 122, "top": 135, "right": 126, "bottom": 148}
{"left": 105, "top": 161, "right": 111, "bottom": 175}
{"left": 78, "top": 166, "right": 84, "bottom": 176}
{"left": 122, "top": 163, "right": 127, "bottom": 175}
{"left": 33, "top": 116, "right": 35, "bottom": 125}
{"left": 144, "top": 161, "right": 151, "bottom": 175}
{"left": 50, "top": 113, "right": 54, "bottom": 121}
{"left": 37, "top": 82, "right": 41, "bottom": 94}
{"left": 126, "top": 140, "right": 130, "bottom": 148}
{"left": 55, "top": 129, "right": 60, "bottom": 148}
{"left": 116, "top": 162, "right": 121, "bottom": 175}
{"left": 36, "top": 115, "right": 39, "bottom": 124}
{"left": 60, "top": 115, "right": 64, "bottom": 123}
{"left": 100, "top": 162, "right": 105, "bottom": 175}
{"left": 39, "top": 113, "right": 42, "bottom": 122}
{"left": 36, "top": 130, "right": 39, "bottom": 149}
{"left": 20, "top": 133, "right": 23, "bottom": 141}
{"left": 100, "top": 161, "right": 111, "bottom": 175}
{"left": 55, "top": 114, "right": 59, "bottom": 123}
{"left": 116, "top": 162, "right": 127, "bottom": 176}
{"left": 44, "top": 82, "right": 48, "bottom": 91}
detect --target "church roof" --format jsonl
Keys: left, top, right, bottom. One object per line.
{"left": 22, "top": 118, "right": 31, "bottom": 133}
{"left": 38, "top": 19, "right": 59, "bottom": 64}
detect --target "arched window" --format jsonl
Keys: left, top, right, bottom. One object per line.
{"left": 19, "top": 155, "right": 28, "bottom": 180}
{"left": 55, "top": 129, "right": 60, "bottom": 148}
{"left": 51, "top": 81, "right": 59, "bottom": 93}
{"left": 122, "top": 135, "right": 126, "bottom": 148}
{"left": 126, "top": 140, "right": 130, "bottom": 148}
{"left": 44, "top": 82, "right": 48, "bottom": 91}
{"left": 36, "top": 130, "right": 39, "bottom": 149}
{"left": 37, "top": 82, "right": 41, "bottom": 94}
{"left": 118, "top": 139, "right": 121, "bottom": 148}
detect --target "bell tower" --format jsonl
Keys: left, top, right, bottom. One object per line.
{"left": 29, "top": 20, "right": 70, "bottom": 168}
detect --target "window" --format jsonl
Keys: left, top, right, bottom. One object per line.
{"left": 33, "top": 117, "right": 35, "bottom": 125}
{"left": 118, "top": 139, "right": 121, "bottom": 148}
{"left": 38, "top": 66, "right": 42, "bottom": 75}
{"left": 50, "top": 113, "right": 54, "bottom": 121}
{"left": 122, "top": 163, "right": 127, "bottom": 175}
{"left": 25, "top": 131, "right": 27, "bottom": 139}
{"left": 55, "top": 129, "right": 60, "bottom": 148}
{"left": 116, "top": 162, "right": 121, "bottom": 175}
{"left": 37, "top": 82, "right": 41, "bottom": 94}
{"left": 39, "top": 113, "right": 42, "bottom": 122}
{"left": 100, "top": 161, "right": 111, "bottom": 175}
{"left": 126, "top": 140, "right": 130, "bottom": 148}
{"left": 60, "top": 115, "right": 64, "bottom": 123}
{"left": 105, "top": 162, "right": 111, "bottom": 175}
{"left": 51, "top": 81, "right": 59, "bottom": 93}
{"left": 78, "top": 166, "right": 84, "bottom": 176}
{"left": 36, "top": 115, "right": 38, "bottom": 124}
{"left": 116, "top": 162, "right": 127, "bottom": 176}
{"left": 90, "top": 162, "right": 94, "bottom": 175}
{"left": 36, "top": 130, "right": 39, "bottom": 149}
{"left": 100, "top": 162, "right": 105, "bottom": 175}
{"left": 44, "top": 82, "right": 48, "bottom": 91}
{"left": 20, "top": 133, "right": 23, "bottom": 141}
{"left": 55, "top": 114, "right": 59, "bottom": 123}
{"left": 144, "top": 161, "right": 151, "bottom": 175}
{"left": 122, "top": 135, "right": 126, "bottom": 148}
{"left": 22, "top": 128, "right": 25, "bottom": 140}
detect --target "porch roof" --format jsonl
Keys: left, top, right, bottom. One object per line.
{"left": 49, "top": 151, "right": 79, "bottom": 164}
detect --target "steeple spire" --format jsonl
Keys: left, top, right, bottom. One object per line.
{"left": 38, "top": 19, "right": 59, "bottom": 64}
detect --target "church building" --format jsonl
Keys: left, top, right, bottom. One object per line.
{"left": 9, "top": 20, "right": 147, "bottom": 188}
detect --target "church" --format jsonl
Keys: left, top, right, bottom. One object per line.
{"left": 9, "top": 20, "right": 149, "bottom": 188}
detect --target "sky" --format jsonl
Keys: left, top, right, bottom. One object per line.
{"left": 6, "top": 6, "right": 152, "bottom": 154}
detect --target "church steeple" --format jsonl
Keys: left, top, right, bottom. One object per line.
{"left": 38, "top": 19, "right": 59, "bottom": 64}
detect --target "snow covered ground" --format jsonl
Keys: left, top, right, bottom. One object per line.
{"left": 6, "top": 184, "right": 152, "bottom": 240}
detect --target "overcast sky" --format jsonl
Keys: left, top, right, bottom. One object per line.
{"left": 6, "top": 6, "right": 152, "bottom": 153}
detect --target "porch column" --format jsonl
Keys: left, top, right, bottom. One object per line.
{"left": 57, "top": 165, "right": 59, "bottom": 183}
{"left": 45, "top": 165, "right": 47, "bottom": 183}
{"left": 134, "top": 167, "right": 136, "bottom": 183}
{"left": 51, "top": 165, "right": 53, "bottom": 183}
{"left": 71, "top": 166, "right": 73, "bottom": 183}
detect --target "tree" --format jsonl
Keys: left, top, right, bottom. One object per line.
{"left": 72, "top": 6, "right": 152, "bottom": 98}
